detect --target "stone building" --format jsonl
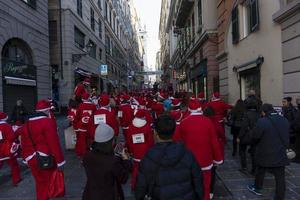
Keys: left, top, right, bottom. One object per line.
{"left": 0, "top": 0, "right": 51, "bottom": 113}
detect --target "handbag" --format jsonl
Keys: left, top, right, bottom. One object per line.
{"left": 267, "top": 117, "right": 296, "bottom": 160}
{"left": 48, "top": 169, "right": 65, "bottom": 198}
{"left": 26, "top": 123, "right": 55, "bottom": 169}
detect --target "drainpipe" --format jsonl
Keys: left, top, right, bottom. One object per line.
{"left": 59, "top": 0, "right": 64, "bottom": 79}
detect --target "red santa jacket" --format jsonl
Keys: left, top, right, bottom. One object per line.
{"left": 67, "top": 107, "right": 78, "bottom": 130}
{"left": 74, "top": 83, "right": 86, "bottom": 98}
{"left": 75, "top": 102, "right": 97, "bottom": 132}
{"left": 0, "top": 121, "right": 18, "bottom": 160}
{"left": 207, "top": 99, "right": 232, "bottom": 123}
{"left": 118, "top": 103, "right": 134, "bottom": 129}
{"left": 89, "top": 107, "right": 119, "bottom": 140}
{"left": 151, "top": 102, "right": 164, "bottom": 119}
{"left": 126, "top": 120, "right": 154, "bottom": 161}
{"left": 20, "top": 114, "right": 65, "bottom": 167}
{"left": 178, "top": 112, "right": 223, "bottom": 171}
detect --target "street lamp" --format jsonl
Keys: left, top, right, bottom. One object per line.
{"left": 72, "top": 41, "right": 95, "bottom": 64}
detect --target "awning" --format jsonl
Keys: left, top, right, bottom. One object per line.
{"left": 5, "top": 76, "right": 36, "bottom": 86}
{"left": 233, "top": 56, "right": 264, "bottom": 73}
{"left": 75, "top": 68, "right": 92, "bottom": 77}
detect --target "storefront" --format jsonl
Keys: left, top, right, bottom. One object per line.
{"left": 1, "top": 38, "right": 37, "bottom": 113}
{"left": 191, "top": 60, "right": 207, "bottom": 98}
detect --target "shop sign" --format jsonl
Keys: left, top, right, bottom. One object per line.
{"left": 100, "top": 65, "right": 108, "bottom": 76}
{"left": 2, "top": 60, "right": 36, "bottom": 80}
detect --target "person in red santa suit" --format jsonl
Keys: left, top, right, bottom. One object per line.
{"left": 74, "top": 92, "right": 97, "bottom": 158}
{"left": 74, "top": 78, "right": 91, "bottom": 103}
{"left": 206, "top": 92, "right": 233, "bottom": 138}
{"left": 0, "top": 112, "right": 21, "bottom": 186}
{"left": 178, "top": 98, "right": 223, "bottom": 200}
{"left": 136, "top": 97, "right": 153, "bottom": 126}
{"left": 198, "top": 92, "right": 208, "bottom": 110}
{"left": 151, "top": 92, "right": 166, "bottom": 120}
{"left": 88, "top": 94, "right": 119, "bottom": 142}
{"left": 126, "top": 109, "right": 154, "bottom": 191}
{"left": 118, "top": 94, "right": 134, "bottom": 138}
{"left": 20, "top": 100, "right": 65, "bottom": 200}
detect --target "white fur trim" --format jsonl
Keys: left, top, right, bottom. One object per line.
{"left": 0, "top": 121, "right": 7, "bottom": 124}
{"left": 29, "top": 116, "right": 48, "bottom": 121}
{"left": 201, "top": 164, "right": 213, "bottom": 171}
{"left": 133, "top": 118, "right": 147, "bottom": 128}
{"left": 36, "top": 107, "right": 51, "bottom": 112}
{"left": 57, "top": 160, "right": 66, "bottom": 167}
{"left": 213, "top": 160, "right": 223, "bottom": 165}
{"left": 211, "top": 98, "right": 220, "bottom": 102}
{"left": 190, "top": 112, "right": 203, "bottom": 116}
{"left": 0, "top": 116, "right": 8, "bottom": 121}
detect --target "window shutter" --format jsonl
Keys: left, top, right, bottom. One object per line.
{"left": 232, "top": 7, "right": 239, "bottom": 44}
{"left": 250, "top": 0, "right": 259, "bottom": 32}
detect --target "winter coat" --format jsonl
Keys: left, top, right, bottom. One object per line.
{"left": 82, "top": 151, "right": 132, "bottom": 200}
{"left": 75, "top": 102, "right": 97, "bottom": 132}
{"left": 244, "top": 95, "right": 262, "bottom": 111}
{"left": 283, "top": 104, "right": 297, "bottom": 135}
{"left": 293, "top": 107, "right": 300, "bottom": 133}
{"left": 250, "top": 112, "right": 290, "bottom": 167}
{"left": 135, "top": 142, "right": 203, "bottom": 200}
{"left": 206, "top": 99, "right": 232, "bottom": 123}
{"left": 10, "top": 105, "right": 28, "bottom": 124}
{"left": 239, "top": 109, "right": 261, "bottom": 145}
{"left": 178, "top": 112, "right": 223, "bottom": 170}
{"left": 118, "top": 103, "right": 134, "bottom": 128}
{"left": 0, "top": 121, "right": 18, "bottom": 160}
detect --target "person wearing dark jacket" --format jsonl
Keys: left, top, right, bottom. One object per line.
{"left": 282, "top": 97, "right": 297, "bottom": 145}
{"left": 244, "top": 90, "right": 262, "bottom": 112}
{"left": 82, "top": 123, "right": 132, "bottom": 200}
{"left": 238, "top": 100, "right": 260, "bottom": 174}
{"left": 10, "top": 100, "right": 28, "bottom": 124}
{"left": 247, "top": 104, "right": 289, "bottom": 200}
{"left": 135, "top": 114, "right": 203, "bottom": 200}
{"left": 293, "top": 97, "right": 300, "bottom": 162}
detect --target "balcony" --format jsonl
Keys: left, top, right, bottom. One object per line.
{"left": 175, "top": 0, "right": 195, "bottom": 28}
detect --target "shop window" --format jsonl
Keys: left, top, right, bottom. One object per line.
{"left": 77, "top": 0, "right": 82, "bottom": 18}
{"left": 74, "top": 27, "right": 85, "bottom": 49}
{"left": 21, "top": 0, "right": 36, "bottom": 9}
{"left": 240, "top": 70, "right": 260, "bottom": 100}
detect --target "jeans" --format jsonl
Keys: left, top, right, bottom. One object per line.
{"left": 239, "top": 144, "right": 256, "bottom": 171}
{"left": 255, "top": 166, "right": 286, "bottom": 200}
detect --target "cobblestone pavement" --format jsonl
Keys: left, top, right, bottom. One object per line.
{"left": 1, "top": 117, "right": 299, "bottom": 199}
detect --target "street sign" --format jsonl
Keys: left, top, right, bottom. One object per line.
{"left": 100, "top": 65, "right": 108, "bottom": 76}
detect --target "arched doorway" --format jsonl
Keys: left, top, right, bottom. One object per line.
{"left": 1, "top": 38, "right": 37, "bottom": 115}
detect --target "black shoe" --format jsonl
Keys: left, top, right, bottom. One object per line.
{"left": 247, "top": 184, "right": 262, "bottom": 196}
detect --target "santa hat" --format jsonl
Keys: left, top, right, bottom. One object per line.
{"left": 122, "top": 94, "right": 131, "bottom": 101}
{"left": 35, "top": 100, "right": 51, "bottom": 112}
{"left": 133, "top": 109, "right": 147, "bottom": 128}
{"left": 212, "top": 92, "right": 220, "bottom": 100}
{"left": 171, "top": 98, "right": 181, "bottom": 107}
{"left": 0, "top": 112, "right": 8, "bottom": 121}
{"left": 188, "top": 98, "right": 201, "bottom": 113}
{"left": 82, "top": 92, "right": 90, "bottom": 102}
{"left": 198, "top": 92, "right": 205, "bottom": 99}
{"left": 158, "top": 92, "right": 167, "bottom": 100}
{"left": 99, "top": 94, "right": 110, "bottom": 107}
{"left": 170, "top": 111, "right": 183, "bottom": 122}
{"left": 137, "top": 98, "right": 146, "bottom": 106}
{"left": 83, "top": 78, "right": 91, "bottom": 85}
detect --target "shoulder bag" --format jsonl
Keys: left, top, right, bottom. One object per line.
{"left": 26, "top": 122, "right": 55, "bottom": 169}
{"left": 267, "top": 117, "right": 296, "bottom": 160}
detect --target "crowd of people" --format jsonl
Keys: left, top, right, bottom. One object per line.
{"left": 0, "top": 77, "right": 299, "bottom": 200}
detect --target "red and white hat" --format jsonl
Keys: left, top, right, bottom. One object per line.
{"left": 83, "top": 78, "right": 91, "bottom": 85}
{"left": 99, "top": 94, "right": 110, "bottom": 107}
{"left": 189, "top": 98, "right": 201, "bottom": 112}
{"left": 170, "top": 111, "right": 183, "bottom": 122}
{"left": 212, "top": 92, "right": 220, "bottom": 100}
{"left": 0, "top": 112, "right": 8, "bottom": 121}
{"left": 198, "top": 92, "right": 205, "bottom": 99}
{"left": 36, "top": 100, "right": 51, "bottom": 112}
{"left": 171, "top": 98, "right": 181, "bottom": 107}
{"left": 158, "top": 92, "right": 167, "bottom": 100}
{"left": 122, "top": 94, "right": 131, "bottom": 101}
{"left": 82, "top": 92, "right": 90, "bottom": 102}
{"left": 133, "top": 109, "right": 147, "bottom": 128}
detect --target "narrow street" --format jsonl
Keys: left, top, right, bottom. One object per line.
{"left": 0, "top": 117, "right": 300, "bottom": 199}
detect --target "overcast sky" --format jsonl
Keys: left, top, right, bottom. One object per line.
{"left": 133, "top": 0, "right": 161, "bottom": 71}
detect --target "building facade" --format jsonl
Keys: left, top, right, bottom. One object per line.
{"left": 217, "top": 0, "right": 283, "bottom": 106}
{"left": 273, "top": 0, "right": 300, "bottom": 102}
{"left": 159, "top": 0, "right": 219, "bottom": 98}
{"left": 0, "top": 0, "right": 51, "bottom": 113}
{"left": 49, "top": 0, "right": 143, "bottom": 108}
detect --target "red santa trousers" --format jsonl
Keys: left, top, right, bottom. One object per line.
{"left": 0, "top": 158, "right": 21, "bottom": 185}
{"left": 202, "top": 170, "right": 212, "bottom": 200}
{"left": 75, "top": 132, "right": 88, "bottom": 158}
{"left": 28, "top": 157, "right": 56, "bottom": 200}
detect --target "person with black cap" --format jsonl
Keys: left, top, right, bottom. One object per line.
{"left": 82, "top": 123, "right": 132, "bottom": 200}
{"left": 135, "top": 114, "right": 204, "bottom": 200}
{"left": 247, "top": 103, "right": 289, "bottom": 200}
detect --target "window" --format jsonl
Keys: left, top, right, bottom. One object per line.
{"left": 232, "top": 6, "right": 239, "bottom": 44}
{"left": 109, "top": 7, "right": 112, "bottom": 25}
{"left": 21, "top": 0, "right": 36, "bottom": 9}
{"left": 97, "top": 0, "right": 102, "bottom": 9}
{"left": 197, "top": 0, "right": 202, "bottom": 28}
{"left": 74, "top": 27, "right": 85, "bottom": 49}
{"left": 112, "top": 14, "right": 115, "bottom": 31}
{"left": 91, "top": 8, "right": 95, "bottom": 31}
{"left": 249, "top": 0, "right": 259, "bottom": 32}
{"left": 99, "top": 19, "right": 102, "bottom": 39}
{"left": 88, "top": 40, "right": 96, "bottom": 59}
{"left": 105, "top": 36, "right": 110, "bottom": 54}
{"left": 49, "top": 21, "right": 58, "bottom": 43}
{"left": 105, "top": 1, "right": 108, "bottom": 20}
{"left": 99, "top": 48, "right": 103, "bottom": 60}
{"left": 77, "top": 0, "right": 82, "bottom": 18}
